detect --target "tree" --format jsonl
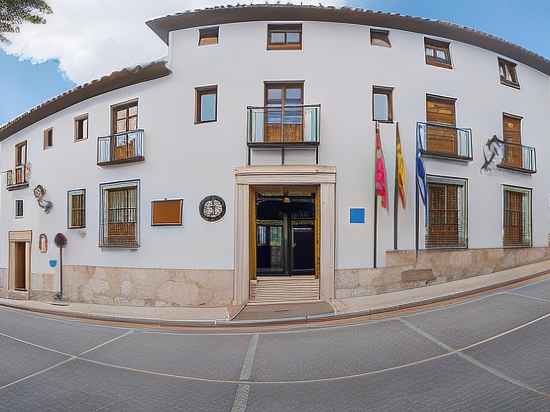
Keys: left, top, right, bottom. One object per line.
{"left": 0, "top": 0, "right": 52, "bottom": 43}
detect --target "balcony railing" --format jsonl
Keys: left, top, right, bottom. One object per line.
{"left": 498, "top": 142, "right": 536, "bottom": 174}
{"left": 5, "top": 165, "right": 28, "bottom": 191}
{"left": 247, "top": 105, "right": 320, "bottom": 165}
{"left": 97, "top": 129, "right": 144, "bottom": 166}
{"left": 417, "top": 122, "right": 473, "bottom": 161}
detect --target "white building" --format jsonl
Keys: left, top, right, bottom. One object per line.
{"left": 1, "top": 5, "right": 549, "bottom": 307}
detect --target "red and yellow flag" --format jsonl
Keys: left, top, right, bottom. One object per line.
{"left": 395, "top": 123, "right": 407, "bottom": 208}
{"left": 375, "top": 123, "right": 388, "bottom": 209}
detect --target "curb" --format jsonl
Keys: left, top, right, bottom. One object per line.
{"left": 1, "top": 269, "right": 548, "bottom": 328}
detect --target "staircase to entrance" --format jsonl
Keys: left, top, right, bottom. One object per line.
{"left": 250, "top": 276, "right": 320, "bottom": 303}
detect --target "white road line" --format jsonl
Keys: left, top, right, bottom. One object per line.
{"left": 0, "top": 309, "right": 549, "bottom": 386}
{"left": 0, "top": 357, "right": 76, "bottom": 391}
{"left": 78, "top": 329, "right": 134, "bottom": 356}
{"left": 505, "top": 291, "right": 550, "bottom": 304}
{"left": 231, "top": 334, "right": 259, "bottom": 412}
{"left": 399, "top": 318, "right": 550, "bottom": 399}
{"left": 511, "top": 276, "right": 550, "bottom": 291}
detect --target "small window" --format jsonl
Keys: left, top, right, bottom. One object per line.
{"left": 373, "top": 87, "right": 393, "bottom": 122}
{"left": 370, "top": 29, "right": 391, "bottom": 47}
{"left": 267, "top": 24, "right": 302, "bottom": 50}
{"left": 498, "top": 58, "right": 520, "bottom": 88}
{"left": 503, "top": 186, "right": 531, "bottom": 247}
{"left": 195, "top": 86, "right": 217, "bottom": 123}
{"left": 199, "top": 27, "right": 219, "bottom": 46}
{"left": 112, "top": 101, "right": 138, "bottom": 134}
{"left": 426, "top": 176, "right": 467, "bottom": 248}
{"left": 43, "top": 128, "right": 53, "bottom": 149}
{"left": 151, "top": 199, "right": 183, "bottom": 226}
{"left": 74, "top": 115, "right": 88, "bottom": 141}
{"left": 424, "top": 38, "right": 452, "bottom": 69}
{"left": 15, "top": 199, "right": 24, "bottom": 218}
{"left": 68, "top": 189, "right": 86, "bottom": 228}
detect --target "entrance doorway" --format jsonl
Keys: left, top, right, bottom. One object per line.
{"left": 250, "top": 186, "right": 319, "bottom": 278}
{"left": 14, "top": 242, "right": 27, "bottom": 290}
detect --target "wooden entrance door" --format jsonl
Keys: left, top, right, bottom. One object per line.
{"left": 264, "top": 84, "right": 304, "bottom": 143}
{"left": 503, "top": 115, "right": 523, "bottom": 168}
{"left": 14, "top": 242, "right": 27, "bottom": 290}
{"left": 426, "top": 96, "right": 457, "bottom": 155}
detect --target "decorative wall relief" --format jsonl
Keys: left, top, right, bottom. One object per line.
{"left": 33, "top": 185, "right": 53, "bottom": 213}
{"left": 199, "top": 195, "right": 226, "bottom": 222}
{"left": 39, "top": 234, "right": 48, "bottom": 253}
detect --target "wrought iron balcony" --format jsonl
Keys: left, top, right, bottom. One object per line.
{"left": 498, "top": 142, "right": 537, "bottom": 174}
{"left": 5, "top": 165, "right": 29, "bottom": 191}
{"left": 97, "top": 129, "right": 144, "bottom": 166}
{"left": 417, "top": 122, "right": 473, "bottom": 161}
{"left": 247, "top": 105, "right": 320, "bottom": 165}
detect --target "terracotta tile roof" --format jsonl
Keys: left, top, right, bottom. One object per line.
{"left": 0, "top": 59, "right": 171, "bottom": 141}
{"left": 147, "top": 3, "right": 550, "bottom": 75}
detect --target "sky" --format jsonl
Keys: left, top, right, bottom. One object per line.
{"left": 1, "top": 0, "right": 550, "bottom": 125}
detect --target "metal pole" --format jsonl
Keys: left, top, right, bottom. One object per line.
{"left": 415, "top": 126, "right": 420, "bottom": 260}
{"left": 373, "top": 194, "right": 378, "bottom": 269}
{"left": 393, "top": 122, "right": 399, "bottom": 250}
{"left": 59, "top": 246, "right": 63, "bottom": 300}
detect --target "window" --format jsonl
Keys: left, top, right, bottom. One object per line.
{"left": 502, "top": 114, "right": 523, "bottom": 169}
{"left": 425, "top": 38, "right": 452, "bottom": 68}
{"left": 15, "top": 199, "right": 24, "bottom": 218}
{"left": 426, "top": 176, "right": 467, "bottom": 248}
{"left": 425, "top": 95, "right": 458, "bottom": 156}
{"left": 372, "top": 87, "right": 393, "bottom": 122}
{"left": 43, "top": 128, "right": 53, "bottom": 149}
{"left": 68, "top": 189, "right": 86, "bottom": 228}
{"left": 498, "top": 58, "right": 519, "bottom": 88}
{"left": 112, "top": 101, "right": 138, "bottom": 134}
{"left": 99, "top": 180, "right": 139, "bottom": 248}
{"left": 264, "top": 82, "right": 304, "bottom": 143}
{"left": 151, "top": 199, "right": 183, "bottom": 226}
{"left": 199, "top": 27, "right": 219, "bottom": 45}
{"left": 74, "top": 115, "right": 88, "bottom": 141}
{"left": 267, "top": 24, "right": 302, "bottom": 50}
{"left": 12, "top": 141, "right": 27, "bottom": 185}
{"left": 370, "top": 29, "right": 391, "bottom": 47}
{"left": 195, "top": 86, "right": 217, "bottom": 123}
{"left": 503, "top": 186, "right": 531, "bottom": 247}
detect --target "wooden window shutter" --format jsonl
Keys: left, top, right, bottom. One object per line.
{"left": 502, "top": 115, "right": 523, "bottom": 168}
{"left": 152, "top": 199, "right": 183, "bottom": 226}
{"left": 426, "top": 96, "right": 457, "bottom": 155}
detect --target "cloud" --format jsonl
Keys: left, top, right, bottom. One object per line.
{"left": 1, "top": 1, "right": 348, "bottom": 84}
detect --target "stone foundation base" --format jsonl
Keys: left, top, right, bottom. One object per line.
{"left": 62, "top": 265, "right": 234, "bottom": 307}
{"left": 0, "top": 268, "right": 7, "bottom": 290}
{"left": 336, "top": 247, "right": 550, "bottom": 299}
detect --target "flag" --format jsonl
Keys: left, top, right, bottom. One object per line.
{"left": 416, "top": 128, "right": 427, "bottom": 208}
{"left": 395, "top": 123, "right": 407, "bottom": 208}
{"left": 375, "top": 122, "right": 388, "bottom": 209}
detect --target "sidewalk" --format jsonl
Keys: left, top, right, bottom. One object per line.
{"left": 1, "top": 259, "right": 550, "bottom": 326}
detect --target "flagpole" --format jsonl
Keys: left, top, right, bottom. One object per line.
{"left": 415, "top": 125, "right": 420, "bottom": 260}
{"left": 393, "top": 122, "right": 399, "bottom": 250}
{"left": 373, "top": 121, "right": 378, "bottom": 269}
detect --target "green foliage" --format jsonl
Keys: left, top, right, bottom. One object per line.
{"left": 0, "top": 0, "right": 52, "bottom": 42}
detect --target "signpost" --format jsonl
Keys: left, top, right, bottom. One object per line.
{"left": 53, "top": 233, "right": 67, "bottom": 304}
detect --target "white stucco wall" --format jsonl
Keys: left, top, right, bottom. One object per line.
{"left": 1, "top": 20, "right": 549, "bottom": 287}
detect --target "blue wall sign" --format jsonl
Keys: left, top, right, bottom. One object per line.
{"left": 349, "top": 208, "right": 366, "bottom": 224}
{"left": 49, "top": 259, "right": 57, "bottom": 268}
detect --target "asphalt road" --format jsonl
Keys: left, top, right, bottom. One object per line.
{"left": 1, "top": 278, "right": 549, "bottom": 411}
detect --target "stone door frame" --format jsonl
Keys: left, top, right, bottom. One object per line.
{"left": 234, "top": 166, "right": 336, "bottom": 305}
{"left": 8, "top": 230, "right": 32, "bottom": 296}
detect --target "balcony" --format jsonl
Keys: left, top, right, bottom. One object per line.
{"left": 498, "top": 142, "right": 536, "bottom": 174}
{"left": 247, "top": 105, "right": 320, "bottom": 165}
{"left": 97, "top": 129, "right": 144, "bottom": 166}
{"left": 5, "top": 165, "right": 29, "bottom": 191}
{"left": 417, "top": 122, "right": 473, "bottom": 161}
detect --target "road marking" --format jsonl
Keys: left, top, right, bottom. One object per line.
{"left": 505, "top": 291, "right": 550, "bottom": 304}
{"left": 0, "top": 357, "right": 76, "bottom": 391}
{"left": 232, "top": 334, "right": 259, "bottom": 412}
{"left": 78, "top": 329, "right": 134, "bottom": 356}
{"left": 400, "top": 318, "right": 550, "bottom": 399}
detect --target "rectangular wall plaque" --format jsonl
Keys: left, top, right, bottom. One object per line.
{"left": 349, "top": 208, "right": 366, "bottom": 224}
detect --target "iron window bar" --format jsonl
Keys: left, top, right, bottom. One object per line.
{"left": 97, "top": 129, "right": 144, "bottom": 166}
{"left": 497, "top": 141, "right": 536, "bottom": 174}
{"left": 247, "top": 104, "right": 321, "bottom": 165}
{"left": 417, "top": 122, "right": 473, "bottom": 161}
